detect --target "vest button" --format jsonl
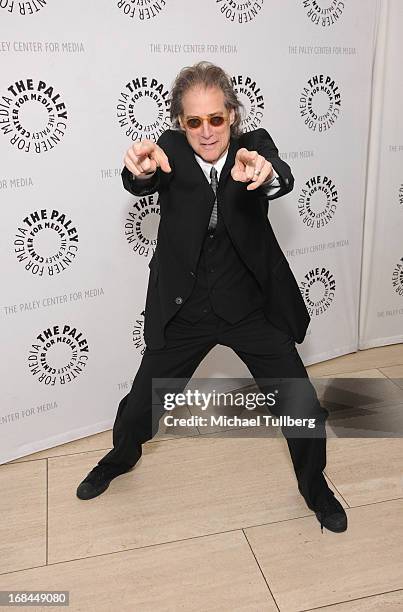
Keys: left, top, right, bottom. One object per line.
{"left": 175, "top": 296, "right": 183, "bottom": 304}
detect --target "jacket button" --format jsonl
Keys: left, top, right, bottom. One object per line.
{"left": 190, "top": 271, "right": 195, "bottom": 277}
{"left": 175, "top": 296, "right": 183, "bottom": 305}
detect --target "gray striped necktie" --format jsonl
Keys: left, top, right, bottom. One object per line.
{"left": 208, "top": 166, "right": 218, "bottom": 230}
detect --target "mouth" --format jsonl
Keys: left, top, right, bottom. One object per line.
{"left": 200, "top": 141, "right": 217, "bottom": 148}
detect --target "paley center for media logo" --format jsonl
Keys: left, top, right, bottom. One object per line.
{"left": 28, "top": 324, "right": 89, "bottom": 386}
{"left": 217, "top": 0, "right": 264, "bottom": 24}
{"left": 14, "top": 208, "right": 79, "bottom": 276}
{"left": 116, "top": 75, "right": 170, "bottom": 142}
{"left": 125, "top": 193, "right": 160, "bottom": 258}
{"left": 392, "top": 258, "right": 403, "bottom": 297}
{"left": 0, "top": 0, "right": 48, "bottom": 15}
{"left": 298, "top": 175, "right": 339, "bottom": 228}
{"left": 302, "top": 0, "right": 346, "bottom": 27}
{"left": 299, "top": 266, "right": 336, "bottom": 316}
{"left": 300, "top": 74, "right": 342, "bottom": 132}
{"left": 117, "top": 0, "right": 167, "bottom": 21}
{"left": 231, "top": 74, "right": 265, "bottom": 132}
{"left": 0, "top": 78, "right": 68, "bottom": 153}
{"left": 132, "top": 311, "right": 146, "bottom": 355}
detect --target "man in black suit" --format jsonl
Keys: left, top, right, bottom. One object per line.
{"left": 77, "top": 62, "right": 347, "bottom": 533}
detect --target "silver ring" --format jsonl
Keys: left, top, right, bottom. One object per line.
{"left": 254, "top": 169, "right": 260, "bottom": 176}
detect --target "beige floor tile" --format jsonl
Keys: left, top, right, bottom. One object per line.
{"left": 0, "top": 531, "right": 277, "bottom": 611}
{"left": 307, "top": 343, "right": 403, "bottom": 377}
{"left": 47, "top": 437, "right": 317, "bottom": 564}
{"left": 316, "top": 368, "right": 387, "bottom": 378}
{"left": 306, "top": 589, "right": 403, "bottom": 611}
{"left": 379, "top": 365, "right": 403, "bottom": 390}
{"left": 7, "top": 430, "right": 113, "bottom": 464}
{"left": 0, "top": 461, "right": 47, "bottom": 574}
{"left": 324, "top": 439, "right": 403, "bottom": 506}
{"left": 380, "top": 364, "right": 403, "bottom": 378}
{"left": 245, "top": 498, "right": 403, "bottom": 612}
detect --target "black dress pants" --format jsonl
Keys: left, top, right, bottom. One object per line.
{"left": 97, "top": 308, "right": 330, "bottom": 510}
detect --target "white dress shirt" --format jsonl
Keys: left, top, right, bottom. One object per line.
{"left": 194, "top": 146, "right": 281, "bottom": 196}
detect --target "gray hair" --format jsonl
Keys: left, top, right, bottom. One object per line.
{"left": 169, "top": 61, "right": 244, "bottom": 137}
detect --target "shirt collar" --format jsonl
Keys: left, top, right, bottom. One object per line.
{"left": 194, "top": 146, "right": 229, "bottom": 181}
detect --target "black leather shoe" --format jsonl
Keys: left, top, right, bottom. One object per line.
{"left": 76, "top": 464, "right": 132, "bottom": 500}
{"left": 314, "top": 489, "right": 348, "bottom": 533}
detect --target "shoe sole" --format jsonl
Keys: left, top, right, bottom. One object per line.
{"left": 315, "top": 512, "right": 348, "bottom": 533}
{"left": 321, "top": 522, "right": 347, "bottom": 533}
{"left": 76, "top": 479, "right": 111, "bottom": 500}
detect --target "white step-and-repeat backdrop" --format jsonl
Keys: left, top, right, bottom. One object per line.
{"left": 0, "top": 0, "right": 387, "bottom": 463}
{"left": 359, "top": 0, "right": 403, "bottom": 348}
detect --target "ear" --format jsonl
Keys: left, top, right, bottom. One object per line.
{"left": 229, "top": 108, "right": 235, "bottom": 126}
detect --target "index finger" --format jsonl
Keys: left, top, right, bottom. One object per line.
{"left": 239, "top": 148, "right": 258, "bottom": 164}
{"left": 132, "top": 140, "right": 155, "bottom": 159}
{"left": 151, "top": 145, "right": 172, "bottom": 173}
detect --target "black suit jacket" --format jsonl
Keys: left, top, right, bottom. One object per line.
{"left": 122, "top": 128, "right": 310, "bottom": 349}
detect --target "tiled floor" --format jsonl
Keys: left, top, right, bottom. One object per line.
{"left": 1, "top": 343, "right": 403, "bottom": 611}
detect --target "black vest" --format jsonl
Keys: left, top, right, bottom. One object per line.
{"left": 178, "top": 201, "right": 263, "bottom": 323}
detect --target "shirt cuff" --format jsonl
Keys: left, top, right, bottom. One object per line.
{"left": 259, "top": 169, "right": 281, "bottom": 197}
{"left": 261, "top": 168, "right": 280, "bottom": 186}
{"left": 131, "top": 171, "right": 156, "bottom": 181}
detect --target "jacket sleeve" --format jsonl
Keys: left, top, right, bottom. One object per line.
{"left": 253, "top": 128, "right": 294, "bottom": 200}
{"left": 121, "top": 166, "right": 161, "bottom": 197}
{"left": 121, "top": 130, "right": 174, "bottom": 197}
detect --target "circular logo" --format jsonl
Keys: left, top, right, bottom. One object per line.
{"left": 298, "top": 175, "right": 339, "bottom": 228}
{"left": 231, "top": 74, "right": 265, "bottom": 132}
{"left": 0, "top": 0, "right": 48, "bottom": 15}
{"left": 132, "top": 312, "right": 146, "bottom": 355}
{"left": 218, "top": 0, "right": 264, "bottom": 24}
{"left": 14, "top": 208, "right": 79, "bottom": 276}
{"left": 117, "top": 76, "right": 170, "bottom": 141}
{"left": 0, "top": 78, "right": 68, "bottom": 153}
{"left": 299, "top": 74, "right": 341, "bottom": 132}
{"left": 302, "top": 0, "right": 346, "bottom": 27}
{"left": 28, "top": 324, "right": 89, "bottom": 386}
{"left": 117, "top": 0, "right": 167, "bottom": 21}
{"left": 299, "top": 267, "right": 336, "bottom": 316}
{"left": 392, "top": 259, "right": 403, "bottom": 297}
{"left": 125, "top": 193, "right": 160, "bottom": 257}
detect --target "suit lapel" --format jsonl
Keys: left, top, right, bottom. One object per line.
{"left": 218, "top": 136, "right": 239, "bottom": 189}
{"left": 176, "top": 131, "right": 213, "bottom": 200}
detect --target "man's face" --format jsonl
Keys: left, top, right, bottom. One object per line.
{"left": 178, "top": 86, "right": 235, "bottom": 164}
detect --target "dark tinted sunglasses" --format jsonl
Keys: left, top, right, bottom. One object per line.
{"left": 184, "top": 114, "right": 228, "bottom": 130}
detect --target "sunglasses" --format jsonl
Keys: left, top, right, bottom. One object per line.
{"left": 183, "top": 113, "right": 228, "bottom": 130}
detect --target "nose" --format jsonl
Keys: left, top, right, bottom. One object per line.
{"left": 201, "top": 119, "right": 213, "bottom": 139}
